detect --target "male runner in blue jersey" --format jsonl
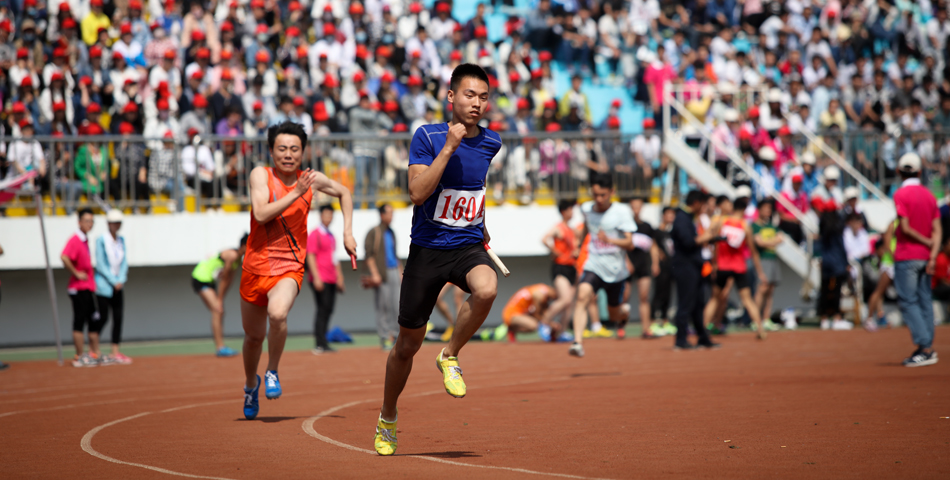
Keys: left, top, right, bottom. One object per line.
{"left": 374, "top": 64, "right": 502, "bottom": 456}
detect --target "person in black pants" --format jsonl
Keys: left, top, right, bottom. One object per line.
{"left": 650, "top": 207, "right": 676, "bottom": 330}
{"left": 306, "top": 205, "right": 346, "bottom": 354}
{"left": 95, "top": 210, "right": 132, "bottom": 364}
{"left": 670, "top": 191, "right": 721, "bottom": 350}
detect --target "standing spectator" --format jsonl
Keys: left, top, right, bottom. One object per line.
{"left": 95, "top": 210, "right": 131, "bottom": 365}
{"left": 893, "top": 153, "right": 941, "bottom": 367}
{"left": 6, "top": 121, "right": 46, "bottom": 193}
{"left": 148, "top": 132, "right": 183, "bottom": 211}
{"left": 364, "top": 203, "right": 400, "bottom": 350}
{"left": 816, "top": 205, "right": 851, "bottom": 330}
{"left": 753, "top": 200, "right": 784, "bottom": 327}
{"left": 61, "top": 209, "right": 101, "bottom": 367}
{"left": 114, "top": 122, "right": 150, "bottom": 209}
{"left": 306, "top": 205, "right": 346, "bottom": 354}
{"left": 778, "top": 174, "right": 809, "bottom": 245}
{"left": 350, "top": 93, "right": 393, "bottom": 203}
{"left": 670, "top": 190, "right": 720, "bottom": 350}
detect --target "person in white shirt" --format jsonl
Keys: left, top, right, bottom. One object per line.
{"left": 6, "top": 121, "right": 46, "bottom": 191}
{"left": 181, "top": 128, "right": 216, "bottom": 198}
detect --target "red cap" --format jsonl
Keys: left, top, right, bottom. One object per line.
{"left": 19, "top": 119, "right": 34, "bottom": 129}
{"left": 157, "top": 80, "right": 169, "bottom": 91}
{"left": 286, "top": 26, "right": 300, "bottom": 37}
{"left": 778, "top": 125, "right": 792, "bottom": 136}
{"left": 436, "top": 2, "right": 451, "bottom": 13}
{"left": 297, "top": 45, "right": 308, "bottom": 58}
{"left": 251, "top": 0, "right": 264, "bottom": 8}
{"left": 53, "top": 47, "right": 67, "bottom": 58}
{"left": 738, "top": 128, "right": 752, "bottom": 140}
{"left": 450, "top": 50, "right": 462, "bottom": 62}
{"left": 120, "top": 23, "right": 132, "bottom": 35}
{"left": 197, "top": 47, "right": 210, "bottom": 59}
{"left": 791, "top": 174, "right": 804, "bottom": 183}
{"left": 51, "top": 71, "right": 65, "bottom": 82}
{"left": 376, "top": 46, "right": 392, "bottom": 58}
{"left": 12, "top": 102, "right": 26, "bottom": 113}
{"left": 229, "top": 1, "right": 238, "bottom": 8}
{"left": 253, "top": 100, "right": 263, "bottom": 111}
{"left": 289, "top": 1, "right": 301, "bottom": 11}
{"left": 324, "top": 4, "right": 333, "bottom": 11}
{"left": 255, "top": 24, "right": 268, "bottom": 35}
{"left": 191, "top": 70, "right": 205, "bottom": 80}
{"left": 606, "top": 116, "right": 621, "bottom": 129}
{"left": 509, "top": 72, "right": 521, "bottom": 85}
{"left": 255, "top": 50, "right": 269, "bottom": 63}
{"left": 129, "top": 0, "right": 142, "bottom": 9}
{"left": 488, "top": 121, "right": 503, "bottom": 131}
{"left": 156, "top": 98, "right": 169, "bottom": 110}
{"left": 16, "top": 47, "right": 28, "bottom": 59}
{"left": 221, "top": 69, "right": 233, "bottom": 80}
{"left": 313, "top": 101, "right": 326, "bottom": 112}
{"left": 410, "top": 49, "right": 421, "bottom": 59}
{"left": 221, "top": 21, "right": 234, "bottom": 32}
{"left": 314, "top": 109, "right": 329, "bottom": 122}
{"left": 119, "top": 122, "right": 135, "bottom": 134}
{"left": 383, "top": 100, "right": 399, "bottom": 113}
{"left": 123, "top": 102, "right": 139, "bottom": 113}
{"left": 90, "top": 0, "right": 103, "bottom": 6}
{"left": 323, "top": 23, "right": 336, "bottom": 37}
{"left": 611, "top": 98, "right": 622, "bottom": 108}
{"left": 538, "top": 51, "right": 552, "bottom": 62}
{"left": 349, "top": 2, "right": 364, "bottom": 14}
{"left": 80, "top": 76, "right": 93, "bottom": 86}
{"left": 371, "top": 100, "right": 381, "bottom": 111}
{"left": 0, "top": 19, "right": 11, "bottom": 33}
{"left": 221, "top": 49, "right": 233, "bottom": 60}
{"left": 531, "top": 69, "right": 543, "bottom": 80}
{"left": 89, "top": 46, "right": 102, "bottom": 58}
{"left": 407, "top": 75, "right": 423, "bottom": 87}
{"left": 474, "top": 25, "right": 487, "bottom": 38}
{"left": 356, "top": 45, "right": 369, "bottom": 59}
{"left": 187, "top": 127, "right": 200, "bottom": 137}
{"left": 543, "top": 98, "right": 557, "bottom": 110}
{"left": 123, "top": 77, "right": 135, "bottom": 85}
{"left": 53, "top": 100, "right": 67, "bottom": 112}
{"left": 62, "top": 17, "right": 77, "bottom": 29}
{"left": 114, "top": 51, "right": 126, "bottom": 60}
{"left": 20, "top": 77, "right": 32, "bottom": 88}
{"left": 164, "top": 49, "right": 176, "bottom": 59}
{"left": 488, "top": 75, "right": 499, "bottom": 88}
{"left": 478, "top": 48, "right": 489, "bottom": 58}
{"left": 59, "top": 1, "right": 70, "bottom": 10}
{"left": 642, "top": 118, "right": 656, "bottom": 129}
{"left": 24, "top": 0, "right": 36, "bottom": 7}
{"left": 393, "top": 123, "right": 408, "bottom": 132}
{"left": 516, "top": 98, "right": 530, "bottom": 110}
{"left": 409, "top": 2, "right": 422, "bottom": 14}
{"left": 381, "top": 71, "right": 394, "bottom": 83}
{"left": 163, "top": 131, "right": 175, "bottom": 139}
{"left": 293, "top": 96, "right": 305, "bottom": 107}
{"left": 545, "top": 122, "right": 561, "bottom": 132}
{"left": 323, "top": 75, "right": 338, "bottom": 88}
{"left": 748, "top": 106, "right": 760, "bottom": 118}
{"left": 454, "top": 24, "right": 463, "bottom": 32}
{"left": 193, "top": 94, "right": 208, "bottom": 108}
{"left": 353, "top": 71, "right": 365, "bottom": 82}
{"left": 191, "top": 30, "right": 205, "bottom": 41}
{"left": 85, "top": 123, "right": 104, "bottom": 135}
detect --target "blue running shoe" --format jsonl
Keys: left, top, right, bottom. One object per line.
{"left": 244, "top": 375, "right": 260, "bottom": 420}
{"left": 216, "top": 346, "right": 238, "bottom": 357}
{"left": 556, "top": 331, "right": 575, "bottom": 343}
{"left": 264, "top": 370, "right": 281, "bottom": 399}
{"left": 537, "top": 324, "right": 552, "bottom": 342}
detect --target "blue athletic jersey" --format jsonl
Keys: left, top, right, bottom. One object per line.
{"left": 408, "top": 123, "right": 502, "bottom": 249}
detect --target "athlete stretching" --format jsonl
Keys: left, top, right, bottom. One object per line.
{"left": 374, "top": 64, "right": 501, "bottom": 456}
{"left": 241, "top": 122, "right": 356, "bottom": 420}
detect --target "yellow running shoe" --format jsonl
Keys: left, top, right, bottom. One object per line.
{"left": 592, "top": 327, "right": 614, "bottom": 338}
{"left": 440, "top": 326, "right": 454, "bottom": 342}
{"left": 374, "top": 413, "right": 397, "bottom": 456}
{"left": 436, "top": 348, "right": 466, "bottom": 398}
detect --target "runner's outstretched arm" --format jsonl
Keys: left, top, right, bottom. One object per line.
{"left": 248, "top": 166, "right": 316, "bottom": 225}
{"left": 312, "top": 172, "right": 357, "bottom": 257}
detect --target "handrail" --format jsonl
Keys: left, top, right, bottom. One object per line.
{"left": 664, "top": 93, "right": 819, "bottom": 234}
{"left": 782, "top": 113, "right": 889, "bottom": 202}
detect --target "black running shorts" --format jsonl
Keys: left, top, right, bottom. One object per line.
{"left": 398, "top": 243, "right": 496, "bottom": 329}
{"left": 191, "top": 277, "right": 217, "bottom": 294}
{"left": 629, "top": 250, "right": 653, "bottom": 280}
{"left": 551, "top": 263, "right": 577, "bottom": 284}
{"left": 579, "top": 271, "right": 627, "bottom": 307}
{"left": 714, "top": 269, "right": 749, "bottom": 290}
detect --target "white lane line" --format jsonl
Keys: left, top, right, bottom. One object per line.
{"left": 0, "top": 389, "right": 235, "bottom": 418}
{"left": 81, "top": 412, "right": 237, "bottom": 480}
{"left": 302, "top": 386, "right": 616, "bottom": 480}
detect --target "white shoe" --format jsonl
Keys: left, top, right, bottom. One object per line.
{"left": 831, "top": 319, "right": 854, "bottom": 330}
{"left": 820, "top": 319, "right": 831, "bottom": 330}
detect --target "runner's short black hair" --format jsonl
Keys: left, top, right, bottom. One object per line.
{"left": 268, "top": 121, "right": 307, "bottom": 150}
{"left": 319, "top": 204, "right": 334, "bottom": 214}
{"left": 558, "top": 199, "right": 576, "bottom": 213}
{"left": 590, "top": 173, "right": 613, "bottom": 190}
{"left": 758, "top": 198, "right": 775, "bottom": 210}
{"left": 240, "top": 233, "right": 249, "bottom": 247}
{"left": 716, "top": 194, "right": 731, "bottom": 206}
{"left": 662, "top": 206, "right": 676, "bottom": 215}
{"left": 77, "top": 208, "right": 93, "bottom": 219}
{"left": 734, "top": 198, "right": 749, "bottom": 212}
{"left": 685, "top": 190, "right": 706, "bottom": 207}
{"left": 449, "top": 63, "right": 490, "bottom": 92}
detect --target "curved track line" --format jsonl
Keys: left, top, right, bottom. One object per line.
{"left": 302, "top": 387, "right": 615, "bottom": 480}
{"left": 81, "top": 412, "right": 237, "bottom": 480}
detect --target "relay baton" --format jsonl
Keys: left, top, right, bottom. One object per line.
{"left": 483, "top": 243, "right": 510, "bottom": 277}
{"left": 350, "top": 253, "right": 358, "bottom": 270}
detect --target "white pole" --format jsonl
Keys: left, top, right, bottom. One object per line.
{"left": 35, "top": 193, "right": 64, "bottom": 365}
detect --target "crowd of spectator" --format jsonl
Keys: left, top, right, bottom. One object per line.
{"left": 0, "top": 0, "right": 949, "bottom": 211}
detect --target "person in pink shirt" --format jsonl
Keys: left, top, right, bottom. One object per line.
{"left": 642, "top": 50, "right": 677, "bottom": 116}
{"left": 777, "top": 174, "right": 809, "bottom": 245}
{"left": 892, "top": 153, "right": 941, "bottom": 367}
{"left": 306, "top": 205, "right": 346, "bottom": 354}
{"left": 60, "top": 209, "right": 101, "bottom": 368}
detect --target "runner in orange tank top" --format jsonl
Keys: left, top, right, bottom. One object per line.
{"left": 240, "top": 122, "right": 356, "bottom": 421}
{"left": 501, "top": 283, "right": 559, "bottom": 340}
{"left": 702, "top": 197, "right": 769, "bottom": 340}
{"left": 542, "top": 200, "right": 578, "bottom": 338}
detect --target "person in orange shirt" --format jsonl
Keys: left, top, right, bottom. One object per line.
{"left": 542, "top": 199, "right": 578, "bottom": 331}
{"left": 501, "top": 284, "right": 559, "bottom": 341}
{"left": 240, "top": 122, "right": 356, "bottom": 420}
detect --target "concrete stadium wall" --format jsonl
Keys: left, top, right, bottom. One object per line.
{"left": 0, "top": 257, "right": 807, "bottom": 348}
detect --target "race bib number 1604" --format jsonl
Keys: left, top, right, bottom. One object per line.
{"left": 434, "top": 188, "right": 486, "bottom": 227}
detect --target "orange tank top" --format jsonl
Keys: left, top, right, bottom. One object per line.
{"left": 244, "top": 168, "right": 313, "bottom": 276}
{"left": 503, "top": 283, "right": 553, "bottom": 317}
{"left": 716, "top": 217, "right": 749, "bottom": 273}
{"left": 553, "top": 222, "right": 576, "bottom": 266}
{"left": 576, "top": 232, "right": 590, "bottom": 277}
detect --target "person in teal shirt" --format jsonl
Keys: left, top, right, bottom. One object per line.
{"left": 95, "top": 210, "right": 130, "bottom": 364}
{"left": 192, "top": 234, "right": 248, "bottom": 357}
